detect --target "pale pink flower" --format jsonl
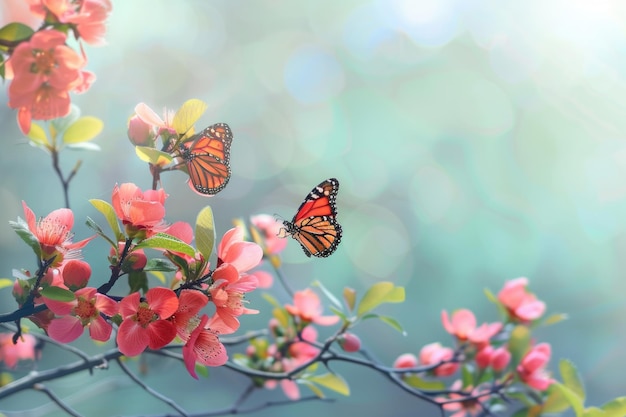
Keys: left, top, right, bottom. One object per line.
{"left": 441, "top": 309, "right": 502, "bottom": 348}
{"left": 475, "top": 345, "right": 511, "bottom": 372}
{"left": 22, "top": 201, "right": 94, "bottom": 266}
{"left": 0, "top": 333, "right": 38, "bottom": 368}
{"left": 517, "top": 343, "right": 554, "bottom": 391}
{"left": 285, "top": 288, "right": 339, "bottom": 326}
{"left": 47, "top": 287, "right": 118, "bottom": 343}
{"left": 127, "top": 114, "right": 155, "bottom": 146}
{"left": 217, "top": 227, "right": 263, "bottom": 274}
{"left": 498, "top": 277, "right": 546, "bottom": 323}
{"left": 209, "top": 263, "right": 259, "bottom": 332}
{"left": 439, "top": 380, "right": 491, "bottom": 417}
{"left": 393, "top": 353, "right": 418, "bottom": 369}
{"left": 419, "top": 342, "right": 458, "bottom": 377}
{"left": 134, "top": 102, "right": 177, "bottom": 139}
{"left": 250, "top": 214, "right": 287, "bottom": 255}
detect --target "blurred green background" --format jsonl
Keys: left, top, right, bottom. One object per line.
{"left": 1, "top": 0, "right": 626, "bottom": 415}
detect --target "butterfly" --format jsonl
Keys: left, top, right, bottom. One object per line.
{"left": 279, "top": 178, "right": 342, "bottom": 257}
{"left": 179, "top": 123, "right": 232, "bottom": 195}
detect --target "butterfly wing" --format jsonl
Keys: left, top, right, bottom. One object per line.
{"left": 181, "top": 123, "right": 232, "bottom": 195}
{"left": 282, "top": 178, "right": 342, "bottom": 257}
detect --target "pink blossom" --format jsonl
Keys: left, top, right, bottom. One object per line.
{"left": 438, "top": 380, "right": 491, "bottom": 417}
{"left": 134, "top": 102, "right": 177, "bottom": 139}
{"left": 393, "top": 353, "right": 418, "bottom": 369}
{"left": 22, "top": 201, "right": 94, "bottom": 266}
{"left": 285, "top": 288, "right": 339, "bottom": 326}
{"left": 217, "top": 227, "right": 263, "bottom": 274}
{"left": 441, "top": 309, "right": 502, "bottom": 347}
{"left": 182, "top": 314, "right": 228, "bottom": 379}
{"left": 116, "top": 287, "right": 178, "bottom": 356}
{"left": 61, "top": 259, "right": 91, "bottom": 290}
{"left": 419, "top": 342, "right": 458, "bottom": 377}
{"left": 475, "top": 345, "right": 511, "bottom": 372}
{"left": 47, "top": 287, "right": 118, "bottom": 343}
{"left": 250, "top": 214, "right": 287, "bottom": 255}
{"left": 498, "top": 277, "right": 546, "bottom": 323}
{"left": 0, "top": 333, "right": 37, "bottom": 368}
{"left": 209, "top": 263, "right": 259, "bottom": 332}
{"left": 169, "top": 289, "right": 209, "bottom": 341}
{"left": 111, "top": 183, "right": 167, "bottom": 238}
{"left": 517, "top": 343, "right": 554, "bottom": 391}
{"left": 127, "top": 114, "right": 155, "bottom": 146}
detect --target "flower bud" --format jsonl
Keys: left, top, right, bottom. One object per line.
{"left": 491, "top": 346, "right": 511, "bottom": 372}
{"left": 475, "top": 345, "right": 494, "bottom": 369}
{"left": 393, "top": 353, "right": 418, "bottom": 369}
{"left": 127, "top": 115, "right": 154, "bottom": 146}
{"left": 62, "top": 259, "right": 92, "bottom": 291}
{"left": 338, "top": 332, "right": 361, "bottom": 352}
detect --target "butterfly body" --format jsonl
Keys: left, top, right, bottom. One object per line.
{"left": 280, "top": 178, "right": 342, "bottom": 257}
{"left": 179, "top": 123, "right": 232, "bottom": 195}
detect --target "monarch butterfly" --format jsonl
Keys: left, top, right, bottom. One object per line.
{"left": 279, "top": 178, "right": 342, "bottom": 257}
{"left": 179, "top": 123, "right": 232, "bottom": 195}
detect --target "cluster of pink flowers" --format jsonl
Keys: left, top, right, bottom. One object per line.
{"left": 392, "top": 278, "right": 553, "bottom": 417}
{"left": 3, "top": 0, "right": 112, "bottom": 133}
{"left": 10, "top": 182, "right": 264, "bottom": 378}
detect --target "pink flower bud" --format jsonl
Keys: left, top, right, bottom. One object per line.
{"left": 246, "top": 345, "right": 256, "bottom": 357}
{"left": 127, "top": 115, "right": 155, "bottom": 146}
{"left": 491, "top": 346, "right": 511, "bottom": 372}
{"left": 62, "top": 259, "right": 92, "bottom": 291}
{"left": 338, "top": 332, "right": 361, "bottom": 352}
{"left": 419, "top": 342, "right": 459, "bottom": 377}
{"left": 125, "top": 249, "right": 147, "bottom": 270}
{"left": 475, "top": 345, "right": 494, "bottom": 369}
{"left": 393, "top": 353, "right": 418, "bottom": 369}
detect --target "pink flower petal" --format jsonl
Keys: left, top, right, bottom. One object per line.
{"left": 146, "top": 319, "right": 177, "bottom": 350}
{"left": 89, "top": 315, "right": 113, "bottom": 342}
{"left": 117, "top": 319, "right": 148, "bottom": 356}
{"left": 119, "top": 292, "right": 140, "bottom": 318}
{"left": 145, "top": 287, "right": 178, "bottom": 319}
{"left": 48, "top": 316, "right": 83, "bottom": 343}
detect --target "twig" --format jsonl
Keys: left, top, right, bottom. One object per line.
{"left": 34, "top": 384, "right": 84, "bottom": 417}
{"left": 116, "top": 357, "right": 189, "bottom": 417}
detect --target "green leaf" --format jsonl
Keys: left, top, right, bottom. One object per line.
{"left": 356, "top": 282, "right": 405, "bottom": 316}
{"left": 461, "top": 364, "right": 474, "bottom": 388}
{"left": 135, "top": 146, "right": 174, "bottom": 165}
{"left": 343, "top": 287, "right": 356, "bottom": 311}
{"left": 542, "top": 383, "right": 572, "bottom": 414}
{"left": 312, "top": 280, "right": 342, "bottom": 311}
{"left": 560, "top": 359, "right": 585, "bottom": 402}
{"left": 583, "top": 408, "right": 606, "bottom": 417}
{"left": 376, "top": 314, "right": 406, "bottom": 335}
{"left": 135, "top": 233, "right": 196, "bottom": 257}
{"left": 195, "top": 206, "right": 215, "bottom": 260}
{"left": 307, "top": 373, "right": 350, "bottom": 396}
{"left": 85, "top": 216, "right": 117, "bottom": 249}
{"left": 543, "top": 313, "right": 568, "bottom": 327}
{"left": 62, "top": 116, "right": 103, "bottom": 144}
{"left": 262, "top": 292, "right": 282, "bottom": 309}
{"left": 553, "top": 382, "right": 585, "bottom": 417}
{"left": 273, "top": 307, "right": 289, "bottom": 328}
{"left": 128, "top": 271, "right": 149, "bottom": 293}
{"left": 484, "top": 287, "right": 509, "bottom": 318}
{"left": 0, "top": 23, "right": 33, "bottom": 51}
{"left": 508, "top": 325, "right": 531, "bottom": 365}
{"left": 89, "top": 199, "right": 122, "bottom": 240}
{"left": 173, "top": 98, "right": 208, "bottom": 136}
{"left": 0, "top": 278, "right": 13, "bottom": 290}
{"left": 27, "top": 123, "right": 49, "bottom": 147}
{"left": 143, "top": 258, "right": 177, "bottom": 272}
{"left": 301, "top": 380, "right": 325, "bottom": 399}
{"left": 195, "top": 364, "right": 209, "bottom": 378}
{"left": 51, "top": 105, "right": 80, "bottom": 136}
{"left": 40, "top": 286, "right": 75, "bottom": 302}
{"left": 601, "top": 397, "right": 626, "bottom": 417}
{"left": 9, "top": 218, "right": 41, "bottom": 257}
{"left": 328, "top": 305, "right": 348, "bottom": 322}
{"left": 402, "top": 374, "right": 446, "bottom": 390}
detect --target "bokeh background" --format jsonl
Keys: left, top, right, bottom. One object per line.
{"left": 1, "top": 0, "right": 626, "bottom": 415}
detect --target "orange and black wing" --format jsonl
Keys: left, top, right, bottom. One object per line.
{"left": 181, "top": 123, "right": 232, "bottom": 195}
{"left": 281, "top": 178, "right": 342, "bottom": 257}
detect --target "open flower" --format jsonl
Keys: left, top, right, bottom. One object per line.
{"left": 209, "top": 263, "right": 259, "bottom": 332}
{"left": 116, "top": 287, "right": 178, "bottom": 356}
{"left": 111, "top": 183, "right": 167, "bottom": 239}
{"left": 438, "top": 380, "right": 491, "bottom": 417}
{"left": 498, "top": 277, "right": 546, "bottom": 323}
{"left": 517, "top": 343, "right": 554, "bottom": 391}
{"left": 217, "top": 227, "right": 263, "bottom": 273}
{"left": 7, "top": 30, "right": 93, "bottom": 133}
{"left": 0, "top": 333, "right": 38, "bottom": 369}
{"left": 182, "top": 314, "right": 228, "bottom": 378}
{"left": 46, "top": 287, "right": 118, "bottom": 343}
{"left": 285, "top": 289, "right": 340, "bottom": 327}
{"left": 419, "top": 342, "right": 458, "bottom": 377}
{"left": 250, "top": 214, "right": 287, "bottom": 255}
{"left": 21, "top": 201, "right": 93, "bottom": 267}
{"left": 441, "top": 309, "right": 502, "bottom": 348}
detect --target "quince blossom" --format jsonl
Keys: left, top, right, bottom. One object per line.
{"left": 498, "top": 277, "right": 546, "bottom": 323}
{"left": 441, "top": 309, "right": 502, "bottom": 348}
{"left": 285, "top": 288, "right": 339, "bottom": 326}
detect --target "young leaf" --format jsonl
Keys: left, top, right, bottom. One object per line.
{"left": 543, "top": 313, "right": 568, "bottom": 327}
{"left": 144, "top": 259, "right": 178, "bottom": 272}
{"left": 272, "top": 307, "right": 289, "bottom": 328}
{"left": 508, "top": 325, "right": 531, "bottom": 366}
{"left": 601, "top": 397, "right": 626, "bottom": 416}
{"left": 85, "top": 216, "right": 117, "bottom": 249}
{"left": 173, "top": 98, "right": 208, "bottom": 136}
{"left": 312, "top": 280, "right": 342, "bottom": 311}
{"left": 27, "top": 123, "right": 49, "bottom": 147}
{"left": 9, "top": 218, "right": 41, "bottom": 257}
{"left": 195, "top": 206, "right": 215, "bottom": 260}
{"left": 89, "top": 199, "right": 122, "bottom": 240}
{"left": 301, "top": 380, "right": 325, "bottom": 399}
{"left": 402, "top": 374, "right": 446, "bottom": 391}
{"left": 308, "top": 373, "right": 350, "bottom": 396}
{"left": 461, "top": 364, "right": 474, "bottom": 388}
{"left": 195, "top": 364, "right": 209, "bottom": 378}
{"left": 376, "top": 314, "right": 406, "bottom": 335}
{"left": 134, "top": 233, "right": 196, "bottom": 257}
{"left": 135, "top": 146, "right": 173, "bottom": 166}
{"left": 328, "top": 305, "right": 348, "bottom": 322}
{"left": 560, "top": 359, "right": 585, "bottom": 402}
{"left": 148, "top": 270, "right": 166, "bottom": 284}
{"left": 51, "top": 105, "right": 80, "bottom": 135}
{"left": 261, "top": 292, "right": 283, "bottom": 309}
{"left": 40, "top": 286, "right": 75, "bottom": 302}
{"left": 343, "top": 287, "right": 356, "bottom": 311}
{"left": 541, "top": 383, "right": 571, "bottom": 414}
{"left": 582, "top": 407, "right": 606, "bottom": 417}
{"left": 0, "top": 278, "right": 14, "bottom": 290}
{"left": 63, "top": 116, "right": 103, "bottom": 144}
{"left": 357, "top": 281, "right": 405, "bottom": 316}
{"left": 553, "top": 382, "right": 585, "bottom": 417}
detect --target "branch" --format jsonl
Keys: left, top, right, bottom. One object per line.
{"left": 34, "top": 384, "right": 84, "bottom": 417}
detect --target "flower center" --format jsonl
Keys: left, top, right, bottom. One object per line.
{"left": 74, "top": 297, "right": 97, "bottom": 323}
{"left": 134, "top": 302, "right": 158, "bottom": 327}
{"left": 31, "top": 49, "right": 57, "bottom": 75}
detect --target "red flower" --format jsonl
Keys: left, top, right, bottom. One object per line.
{"left": 116, "top": 287, "right": 178, "bottom": 357}
{"left": 22, "top": 201, "right": 93, "bottom": 266}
